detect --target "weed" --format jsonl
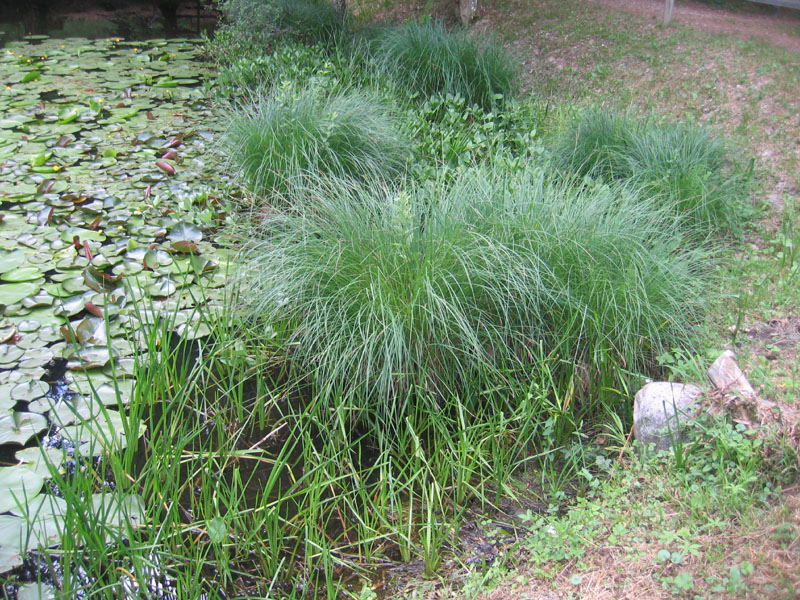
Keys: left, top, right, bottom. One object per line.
{"left": 374, "top": 20, "right": 517, "bottom": 110}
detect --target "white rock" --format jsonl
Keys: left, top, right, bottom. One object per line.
{"left": 633, "top": 382, "right": 703, "bottom": 451}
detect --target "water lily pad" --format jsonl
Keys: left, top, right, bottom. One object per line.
{"left": 0, "top": 282, "right": 39, "bottom": 305}
{"left": 176, "top": 319, "right": 211, "bottom": 340}
{"left": 84, "top": 266, "right": 119, "bottom": 293}
{"left": 0, "top": 345, "right": 25, "bottom": 365}
{"left": 73, "top": 316, "right": 108, "bottom": 346}
{"left": 17, "top": 582, "right": 57, "bottom": 600}
{"left": 0, "top": 467, "right": 44, "bottom": 512}
{"left": 0, "top": 252, "right": 28, "bottom": 274}
{"left": 0, "top": 386, "right": 16, "bottom": 412}
{"left": 0, "top": 537, "right": 24, "bottom": 573}
{"left": 14, "top": 447, "right": 67, "bottom": 479}
{"left": 21, "top": 292, "right": 54, "bottom": 309}
{"left": 48, "top": 396, "right": 103, "bottom": 427}
{"left": 168, "top": 221, "right": 202, "bottom": 243}
{"left": 11, "top": 380, "right": 49, "bottom": 402}
{"left": 19, "top": 347, "right": 54, "bottom": 370}
{"left": 0, "top": 324, "right": 15, "bottom": 344}
{"left": 147, "top": 278, "right": 176, "bottom": 297}
{"left": 1, "top": 267, "right": 43, "bottom": 283}
{"left": 0, "top": 412, "right": 48, "bottom": 445}
{"left": 89, "top": 492, "right": 145, "bottom": 529}
{"left": 65, "top": 345, "right": 114, "bottom": 370}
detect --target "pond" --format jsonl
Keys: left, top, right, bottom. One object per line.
{"left": 0, "top": 34, "right": 233, "bottom": 597}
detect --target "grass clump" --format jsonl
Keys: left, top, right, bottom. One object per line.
{"left": 550, "top": 108, "right": 639, "bottom": 180}
{"left": 625, "top": 122, "right": 754, "bottom": 233}
{"left": 374, "top": 20, "right": 518, "bottom": 110}
{"left": 208, "top": 0, "right": 344, "bottom": 64}
{"left": 224, "top": 86, "right": 409, "bottom": 197}
{"left": 238, "top": 166, "right": 710, "bottom": 429}
{"left": 551, "top": 108, "right": 753, "bottom": 233}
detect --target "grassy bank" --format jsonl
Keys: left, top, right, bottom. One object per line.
{"left": 2, "top": 0, "right": 798, "bottom": 598}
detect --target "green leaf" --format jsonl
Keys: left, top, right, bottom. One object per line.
{"left": 673, "top": 572, "right": 693, "bottom": 591}
{"left": 17, "top": 582, "right": 57, "bottom": 600}
{"left": 0, "top": 412, "right": 49, "bottom": 446}
{"left": 21, "top": 71, "right": 41, "bottom": 84}
{"left": 207, "top": 516, "right": 227, "bottom": 544}
{"left": 1, "top": 267, "right": 43, "bottom": 282}
{"left": 0, "top": 282, "right": 39, "bottom": 305}
{"left": 0, "top": 467, "right": 44, "bottom": 512}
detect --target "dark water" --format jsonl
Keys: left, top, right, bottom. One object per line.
{"left": 0, "top": 0, "right": 217, "bottom": 44}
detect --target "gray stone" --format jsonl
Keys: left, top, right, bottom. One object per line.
{"left": 633, "top": 382, "right": 703, "bottom": 450}
{"left": 707, "top": 350, "right": 756, "bottom": 399}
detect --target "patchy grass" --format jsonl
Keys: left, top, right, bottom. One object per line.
{"left": 360, "top": 0, "right": 800, "bottom": 598}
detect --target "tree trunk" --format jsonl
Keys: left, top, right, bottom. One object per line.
{"left": 333, "top": 0, "right": 347, "bottom": 23}
{"left": 663, "top": 0, "right": 674, "bottom": 25}
{"left": 457, "top": 0, "right": 478, "bottom": 26}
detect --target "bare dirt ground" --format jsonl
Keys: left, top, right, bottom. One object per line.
{"left": 592, "top": 0, "right": 800, "bottom": 52}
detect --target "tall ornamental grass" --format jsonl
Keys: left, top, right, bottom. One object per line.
{"left": 374, "top": 20, "right": 518, "bottom": 110}
{"left": 625, "top": 122, "right": 753, "bottom": 233}
{"left": 551, "top": 108, "right": 753, "bottom": 233}
{"left": 238, "top": 166, "right": 710, "bottom": 428}
{"left": 224, "top": 87, "right": 409, "bottom": 197}
{"left": 550, "top": 108, "right": 638, "bottom": 180}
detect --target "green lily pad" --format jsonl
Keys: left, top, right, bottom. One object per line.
{"left": 49, "top": 396, "right": 103, "bottom": 427}
{"left": 1, "top": 267, "right": 43, "bottom": 283}
{"left": 73, "top": 316, "right": 108, "bottom": 346}
{"left": 65, "top": 345, "right": 114, "bottom": 370}
{"left": 0, "top": 412, "right": 48, "bottom": 445}
{"left": 0, "top": 537, "right": 24, "bottom": 573}
{"left": 0, "top": 345, "right": 25, "bottom": 366}
{"left": 11, "top": 380, "right": 49, "bottom": 402}
{"left": 0, "top": 467, "right": 44, "bottom": 512}
{"left": 168, "top": 221, "right": 202, "bottom": 243}
{"left": 14, "top": 447, "right": 67, "bottom": 479}
{"left": 0, "top": 252, "right": 28, "bottom": 275}
{"left": 0, "top": 282, "right": 39, "bottom": 305}
{"left": 17, "top": 582, "right": 58, "bottom": 600}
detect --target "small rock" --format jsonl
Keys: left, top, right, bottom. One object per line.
{"left": 707, "top": 350, "right": 756, "bottom": 400}
{"left": 633, "top": 382, "right": 703, "bottom": 450}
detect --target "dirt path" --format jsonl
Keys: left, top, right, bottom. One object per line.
{"left": 590, "top": 0, "right": 800, "bottom": 53}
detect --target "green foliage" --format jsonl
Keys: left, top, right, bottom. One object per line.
{"left": 551, "top": 108, "right": 754, "bottom": 234}
{"left": 238, "top": 166, "right": 710, "bottom": 430}
{"left": 625, "top": 122, "right": 754, "bottom": 234}
{"left": 213, "top": 39, "right": 387, "bottom": 99}
{"left": 207, "top": 0, "right": 345, "bottom": 64}
{"left": 550, "top": 108, "right": 639, "bottom": 180}
{"left": 409, "top": 93, "right": 545, "bottom": 177}
{"left": 223, "top": 86, "right": 409, "bottom": 197}
{"left": 374, "top": 20, "right": 518, "bottom": 110}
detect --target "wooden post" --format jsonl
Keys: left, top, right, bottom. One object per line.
{"left": 664, "top": 0, "right": 674, "bottom": 25}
